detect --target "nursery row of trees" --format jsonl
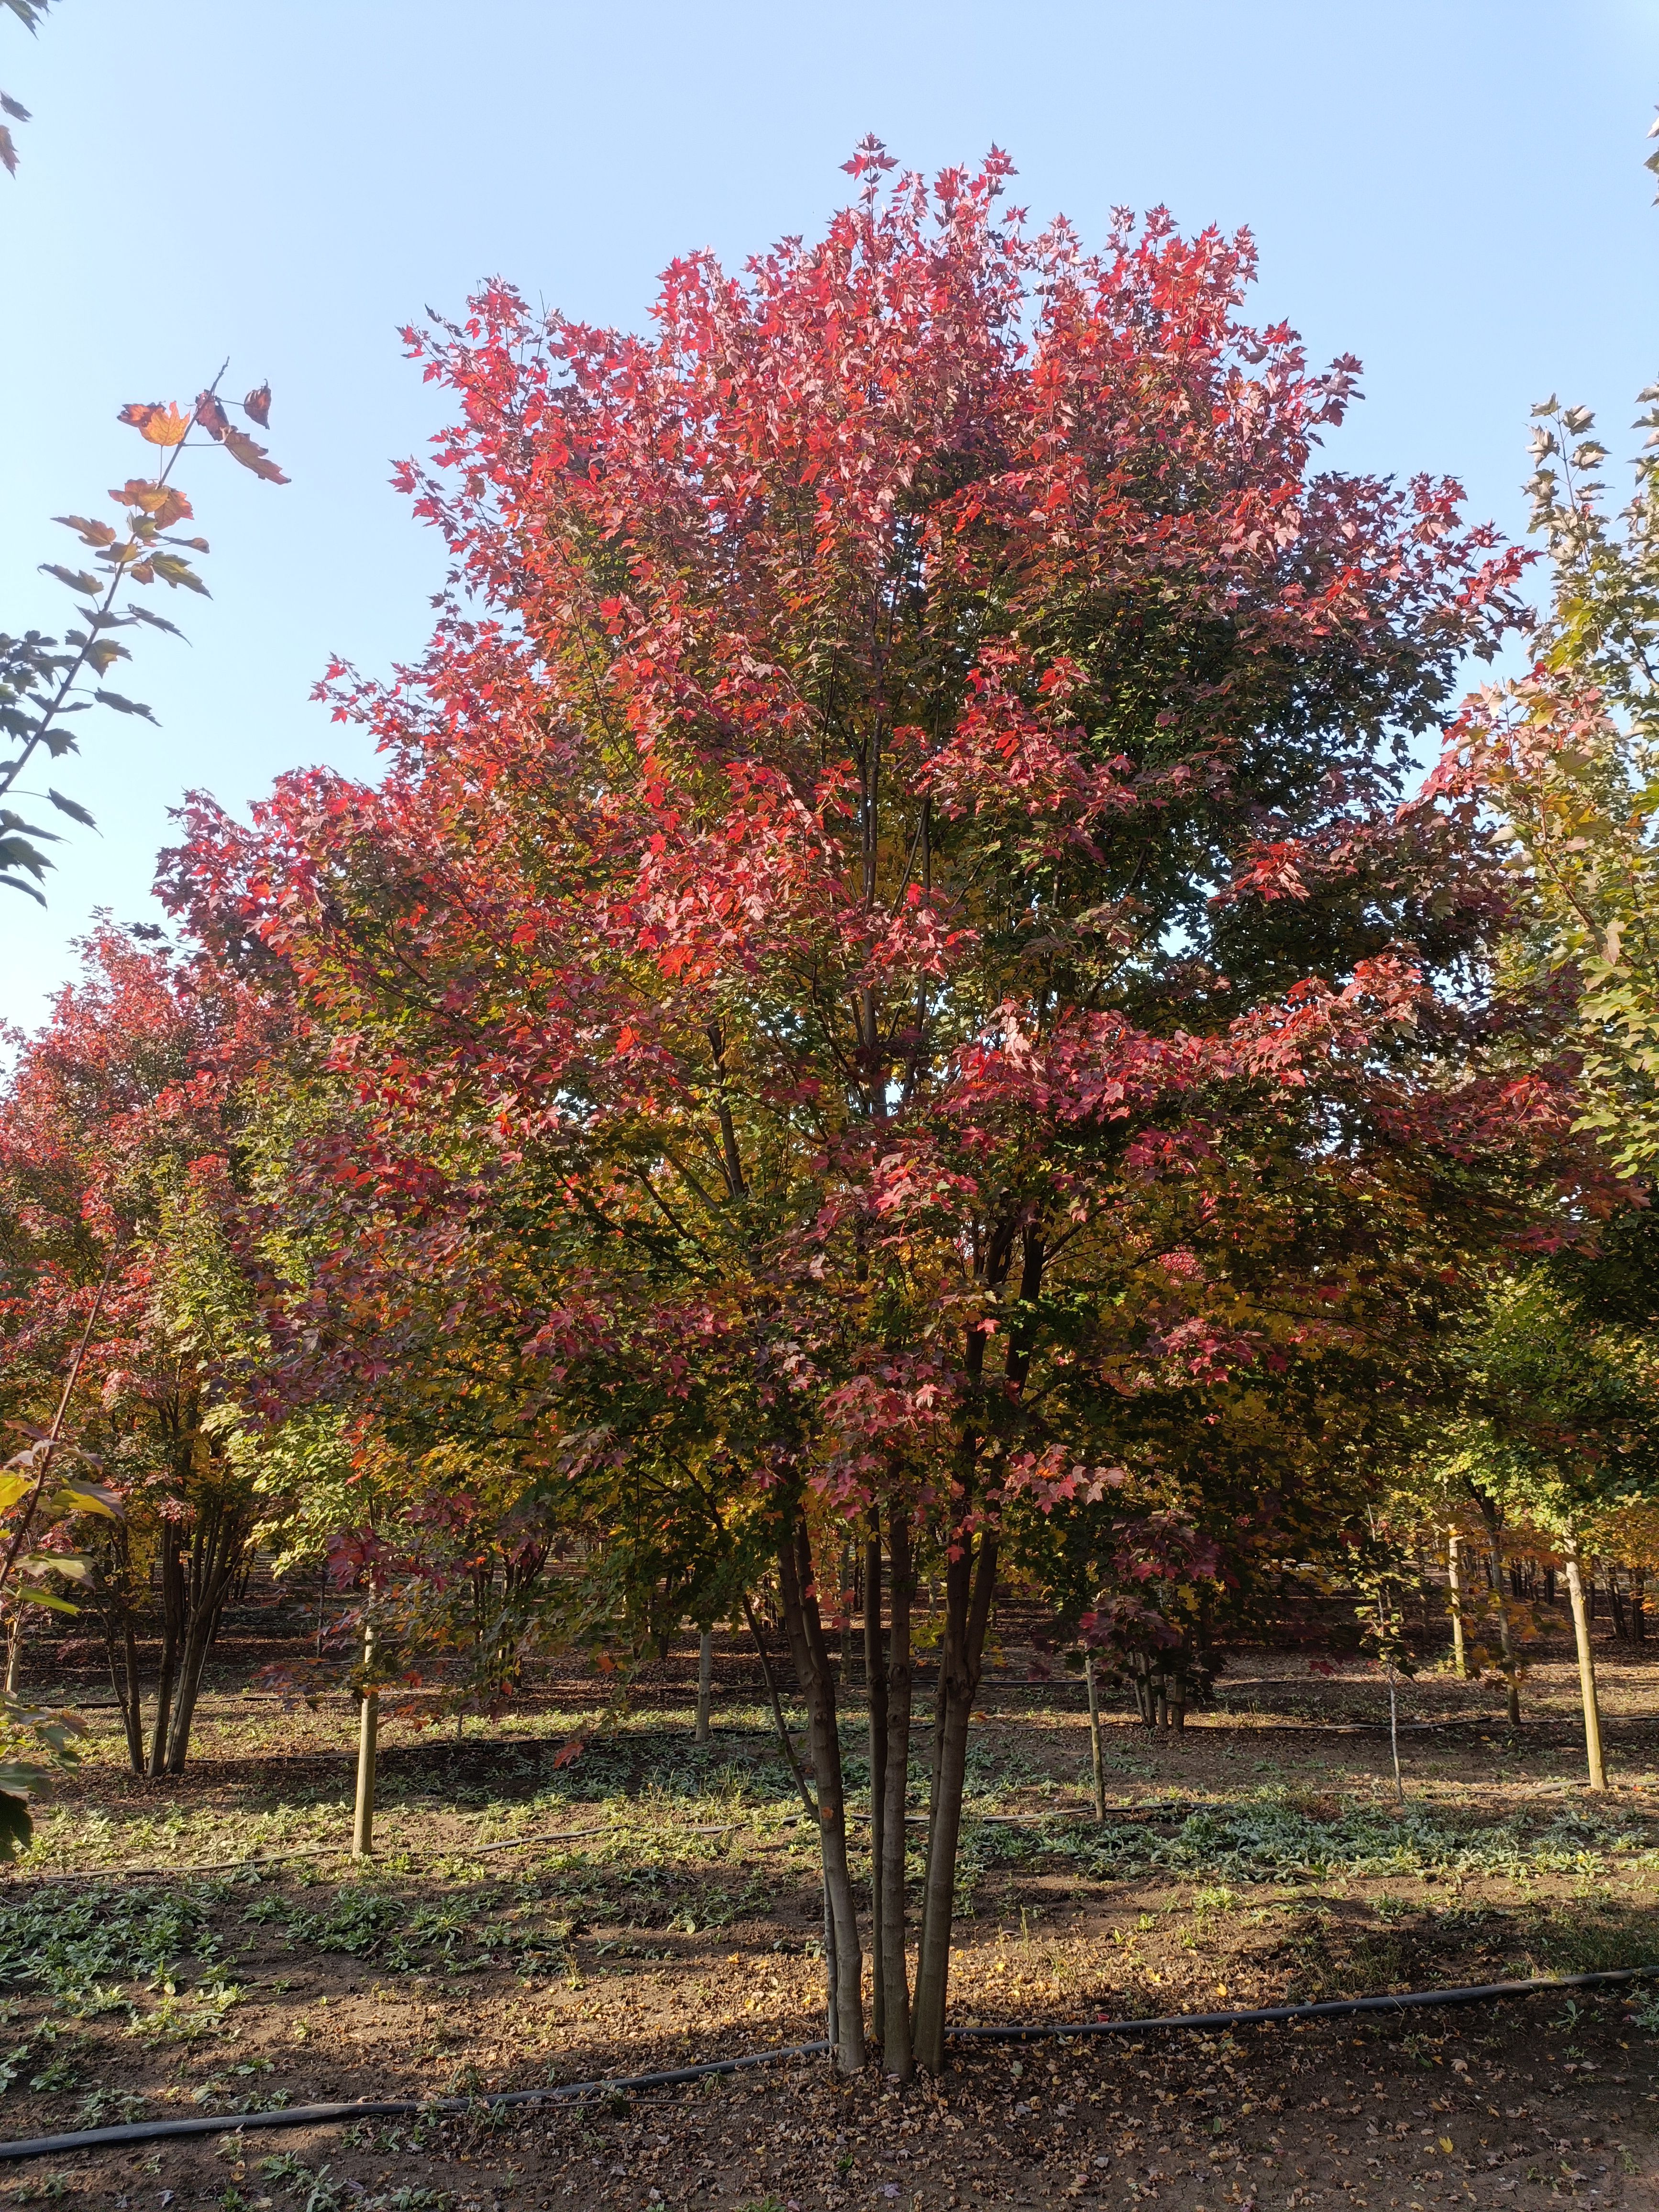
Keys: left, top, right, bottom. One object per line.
{"left": 5, "top": 145, "right": 1659, "bottom": 2072}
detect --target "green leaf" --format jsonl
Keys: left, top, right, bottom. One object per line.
{"left": 0, "top": 873, "right": 46, "bottom": 907}
{"left": 13, "top": 1588, "right": 77, "bottom": 1613}
{"left": 0, "top": 1790, "right": 32, "bottom": 1866}
{"left": 123, "top": 606, "right": 185, "bottom": 639}
{"left": 146, "top": 553, "right": 209, "bottom": 596}
{"left": 93, "top": 688, "right": 158, "bottom": 721}
{"left": 52, "top": 515, "right": 116, "bottom": 549}
{"left": 38, "top": 564, "right": 101, "bottom": 598}
{"left": 45, "top": 789, "right": 96, "bottom": 829}
{"left": 45, "top": 1482, "right": 121, "bottom": 1520}
{"left": 0, "top": 837, "right": 56, "bottom": 875}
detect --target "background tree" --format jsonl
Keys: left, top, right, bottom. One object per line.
{"left": 0, "top": 926, "right": 285, "bottom": 1778}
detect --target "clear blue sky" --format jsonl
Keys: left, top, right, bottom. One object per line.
{"left": 2, "top": 0, "right": 1657, "bottom": 1030}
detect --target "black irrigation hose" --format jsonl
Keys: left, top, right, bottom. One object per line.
{"left": 3, "top": 1964, "right": 1657, "bottom": 2165}
{"left": 0, "top": 2039, "right": 834, "bottom": 2163}
{"left": 950, "top": 1964, "right": 1659, "bottom": 2041}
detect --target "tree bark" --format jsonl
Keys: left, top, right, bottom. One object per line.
{"left": 1562, "top": 1536, "right": 1607, "bottom": 1793}
{"left": 879, "top": 1506, "right": 915, "bottom": 2079}
{"left": 1446, "top": 1530, "right": 1467, "bottom": 1681}
{"left": 164, "top": 1503, "right": 248, "bottom": 1775}
{"left": 863, "top": 1510, "right": 887, "bottom": 2049}
{"left": 354, "top": 1616, "right": 380, "bottom": 1855}
{"left": 1474, "top": 1494, "right": 1520, "bottom": 1726}
{"left": 1085, "top": 1649, "right": 1107, "bottom": 1821}
{"left": 695, "top": 1629, "right": 714, "bottom": 1744}
{"left": 910, "top": 1512, "right": 996, "bottom": 2072}
{"left": 777, "top": 1509, "right": 864, "bottom": 2071}
{"left": 148, "top": 1528, "right": 184, "bottom": 1776}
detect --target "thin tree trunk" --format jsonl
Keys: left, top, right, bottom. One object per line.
{"left": 695, "top": 1629, "right": 714, "bottom": 1744}
{"left": 1476, "top": 1496, "right": 1520, "bottom": 1726}
{"left": 863, "top": 1510, "right": 887, "bottom": 2050}
{"left": 1609, "top": 1571, "right": 1630, "bottom": 1643}
{"left": 1562, "top": 1536, "right": 1607, "bottom": 1793}
{"left": 354, "top": 1616, "right": 379, "bottom": 1856}
{"left": 777, "top": 1512, "right": 864, "bottom": 2072}
{"left": 910, "top": 1516, "right": 997, "bottom": 2072}
{"left": 910, "top": 1225, "right": 1044, "bottom": 2074}
{"left": 1636, "top": 1567, "right": 1647, "bottom": 1643}
{"left": 1446, "top": 1531, "right": 1467, "bottom": 1681}
{"left": 1085, "top": 1649, "right": 1106, "bottom": 1821}
{"left": 149, "top": 1531, "right": 184, "bottom": 1776}
{"left": 880, "top": 1507, "right": 914, "bottom": 2079}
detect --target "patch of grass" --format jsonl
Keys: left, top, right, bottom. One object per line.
{"left": 1070, "top": 1794, "right": 1657, "bottom": 1884}
{"left": 127, "top": 1978, "right": 243, "bottom": 2044}
{"left": 0, "top": 1881, "right": 224, "bottom": 2002}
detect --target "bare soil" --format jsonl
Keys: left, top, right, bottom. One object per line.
{"left": 3, "top": 1610, "right": 1659, "bottom": 2209}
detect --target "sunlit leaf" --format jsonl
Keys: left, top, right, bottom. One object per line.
{"left": 118, "top": 401, "right": 191, "bottom": 447}
{"left": 220, "top": 426, "right": 289, "bottom": 485}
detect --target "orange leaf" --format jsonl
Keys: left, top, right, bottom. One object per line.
{"left": 118, "top": 402, "right": 190, "bottom": 447}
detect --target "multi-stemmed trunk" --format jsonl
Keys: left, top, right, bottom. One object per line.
{"left": 776, "top": 1504, "right": 865, "bottom": 2072}
{"left": 91, "top": 1525, "right": 146, "bottom": 1775}
{"left": 148, "top": 1497, "right": 253, "bottom": 1777}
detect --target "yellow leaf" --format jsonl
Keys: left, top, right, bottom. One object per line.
{"left": 1439, "top": 2136, "right": 1454, "bottom": 2156}
{"left": 118, "top": 401, "right": 190, "bottom": 447}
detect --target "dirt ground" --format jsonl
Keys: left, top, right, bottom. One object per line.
{"left": 4, "top": 1609, "right": 1659, "bottom": 2209}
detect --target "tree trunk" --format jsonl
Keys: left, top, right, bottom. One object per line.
{"left": 1562, "top": 1536, "right": 1607, "bottom": 1793}
{"left": 1609, "top": 1571, "right": 1630, "bottom": 1643}
{"left": 777, "top": 1511, "right": 864, "bottom": 2072}
{"left": 1636, "top": 1568, "right": 1647, "bottom": 1643}
{"left": 910, "top": 1514, "right": 997, "bottom": 2073}
{"left": 863, "top": 1511, "right": 887, "bottom": 2050}
{"left": 165, "top": 1505, "right": 245, "bottom": 1775}
{"left": 1446, "top": 1531, "right": 1467, "bottom": 1681}
{"left": 695, "top": 1629, "right": 714, "bottom": 1744}
{"left": 1084, "top": 1650, "right": 1106, "bottom": 1821}
{"left": 149, "top": 1530, "right": 185, "bottom": 1776}
{"left": 879, "top": 1507, "right": 915, "bottom": 2079}
{"left": 354, "top": 1617, "right": 380, "bottom": 1856}
{"left": 1475, "top": 1495, "right": 1520, "bottom": 1726}
{"left": 151, "top": 1502, "right": 252, "bottom": 1777}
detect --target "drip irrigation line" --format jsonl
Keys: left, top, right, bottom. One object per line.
{"left": 0, "top": 2039, "right": 834, "bottom": 2163}
{"left": 950, "top": 1964, "right": 1659, "bottom": 2040}
{"left": 2, "top": 1824, "right": 614, "bottom": 1887}
{"left": 2, "top": 1965, "right": 1654, "bottom": 2165}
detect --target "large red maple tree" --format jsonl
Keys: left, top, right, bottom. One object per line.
{"left": 167, "top": 145, "right": 1579, "bottom": 2070}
